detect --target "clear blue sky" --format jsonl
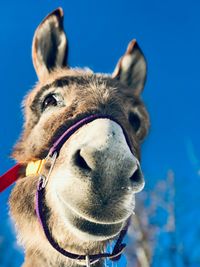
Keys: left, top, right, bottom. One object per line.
{"left": 0, "top": 0, "right": 200, "bottom": 266}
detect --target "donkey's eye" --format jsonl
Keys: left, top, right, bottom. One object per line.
{"left": 42, "top": 94, "right": 62, "bottom": 112}
{"left": 129, "top": 112, "right": 141, "bottom": 133}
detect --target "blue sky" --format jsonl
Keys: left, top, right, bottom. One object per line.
{"left": 0, "top": 0, "right": 200, "bottom": 266}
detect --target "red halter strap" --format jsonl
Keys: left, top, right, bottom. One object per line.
{"left": 0, "top": 163, "right": 21, "bottom": 193}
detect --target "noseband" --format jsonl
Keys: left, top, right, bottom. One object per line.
{"left": 1, "top": 114, "right": 137, "bottom": 266}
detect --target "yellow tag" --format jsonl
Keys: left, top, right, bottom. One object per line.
{"left": 26, "top": 159, "right": 45, "bottom": 176}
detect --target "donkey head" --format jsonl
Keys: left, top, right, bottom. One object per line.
{"left": 10, "top": 7, "right": 149, "bottom": 266}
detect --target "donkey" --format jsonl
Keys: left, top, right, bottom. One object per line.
{"left": 9, "top": 7, "right": 149, "bottom": 267}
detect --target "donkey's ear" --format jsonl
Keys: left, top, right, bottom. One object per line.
{"left": 32, "top": 8, "right": 68, "bottom": 80}
{"left": 112, "top": 40, "right": 147, "bottom": 96}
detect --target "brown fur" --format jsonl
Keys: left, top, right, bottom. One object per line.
{"left": 9, "top": 8, "right": 149, "bottom": 267}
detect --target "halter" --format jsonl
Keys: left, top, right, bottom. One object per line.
{"left": 1, "top": 114, "right": 136, "bottom": 266}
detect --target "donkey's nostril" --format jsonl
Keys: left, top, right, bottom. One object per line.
{"left": 130, "top": 165, "right": 144, "bottom": 185}
{"left": 130, "top": 168, "right": 141, "bottom": 183}
{"left": 74, "top": 150, "right": 91, "bottom": 171}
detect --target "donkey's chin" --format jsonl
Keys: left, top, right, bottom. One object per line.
{"left": 56, "top": 193, "right": 128, "bottom": 241}
{"left": 66, "top": 212, "right": 124, "bottom": 241}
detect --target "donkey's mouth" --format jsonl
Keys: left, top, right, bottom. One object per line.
{"left": 67, "top": 212, "right": 123, "bottom": 240}
{"left": 56, "top": 192, "right": 124, "bottom": 240}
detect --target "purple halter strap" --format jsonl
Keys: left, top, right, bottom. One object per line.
{"left": 35, "top": 114, "right": 132, "bottom": 265}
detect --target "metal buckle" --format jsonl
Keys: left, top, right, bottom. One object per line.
{"left": 86, "top": 255, "right": 91, "bottom": 267}
{"left": 38, "top": 152, "right": 57, "bottom": 189}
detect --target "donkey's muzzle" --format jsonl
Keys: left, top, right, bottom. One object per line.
{"left": 59, "top": 118, "right": 144, "bottom": 192}
{"left": 49, "top": 118, "right": 144, "bottom": 229}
